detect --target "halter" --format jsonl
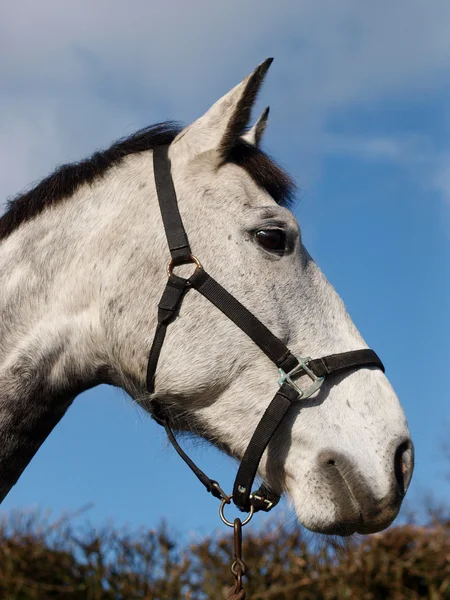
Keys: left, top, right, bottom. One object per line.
{"left": 147, "top": 145, "right": 385, "bottom": 516}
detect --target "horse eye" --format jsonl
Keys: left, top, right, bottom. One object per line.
{"left": 255, "top": 228, "right": 287, "bottom": 252}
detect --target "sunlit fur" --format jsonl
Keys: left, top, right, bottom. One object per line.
{"left": 0, "top": 61, "right": 412, "bottom": 534}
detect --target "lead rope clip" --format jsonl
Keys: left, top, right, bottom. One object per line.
{"left": 227, "top": 518, "right": 247, "bottom": 600}
{"left": 219, "top": 496, "right": 251, "bottom": 599}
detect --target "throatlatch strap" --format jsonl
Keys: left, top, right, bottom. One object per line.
{"left": 189, "top": 268, "right": 298, "bottom": 373}
{"left": 153, "top": 146, "right": 192, "bottom": 264}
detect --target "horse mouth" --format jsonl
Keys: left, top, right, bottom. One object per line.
{"left": 287, "top": 461, "right": 401, "bottom": 537}
{"left": 313, "top": 520, "right": 360, "bottom": 537}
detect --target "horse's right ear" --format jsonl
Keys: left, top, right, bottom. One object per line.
{"left": 173, "top": 59, "right": 273, "bottom": 164}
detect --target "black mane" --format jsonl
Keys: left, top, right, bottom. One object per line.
{"left": 0, "top": 121, "right": 295, "bottom": 241}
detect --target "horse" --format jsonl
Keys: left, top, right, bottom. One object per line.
{"left": 0, "top": 59, "right": 413, "bottom": 537}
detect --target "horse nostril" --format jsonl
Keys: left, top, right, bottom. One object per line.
{"left": 394, "top": 439, "right": 414, "bottom": 496}
{"left": 320, "top": 452, "right": 337, "bottom": 469}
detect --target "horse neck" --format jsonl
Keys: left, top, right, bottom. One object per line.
{"left": 0, "top": 151, "right": 162, "bottom": 502}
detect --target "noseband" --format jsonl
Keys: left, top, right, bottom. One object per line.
{"left": 147, "top": 145, "right": 385, "bottom": 516}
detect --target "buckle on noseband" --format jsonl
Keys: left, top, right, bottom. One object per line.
{"left": 278, "top": 357, "right": 324, "bottom": 399}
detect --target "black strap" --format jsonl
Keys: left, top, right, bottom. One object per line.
{"left": 147, "top": 273, "right": 190, "bottom": 393}
{"left": 232, "top": 383, "right": 298, "bottom": 511}
{"left": 189, "top": 268, "right": 298, "bottom": 374}
{"left": 308, "top": 349, "right": 384, "bottom": 377}
{"left": 153, "top": 146, "right": 192, "bottom": 264}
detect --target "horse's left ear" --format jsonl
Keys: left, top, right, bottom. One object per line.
{"left": 242, "top": 106, "right": 270, "bottom": 147}
{"left": 173, "top": 58, "right": 273, "bottom": 162}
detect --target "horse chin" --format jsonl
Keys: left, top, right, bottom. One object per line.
{"left": 307, "top": 522, "right": 358, "bottom": 537}
{"left": 303, "top": 515, "right": 398, "bottom": 537}
{"left": 296, "top": 514, "right": 361, "bottom": 538}
{"left": 291, "top": 492, "right": 400, "bottom": 538}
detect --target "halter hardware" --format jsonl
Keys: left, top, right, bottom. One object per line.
{"left": 249, "top": 492, "right": 276, "bottom": 511}
{"left": 220, "top": 495, "right": 255, "bottom": 528}
{"left": 278, "top": 356, "right": 325, "bottom": 399}
{"left": 211, "top": 481, "right": 229, "bottom": 503}
{"left": 167, "top": 254, "right": 202, "bottom": 277}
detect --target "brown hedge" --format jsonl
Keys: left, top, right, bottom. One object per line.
{"left": 0, "top": 510, "right": 448, "bottom": 599}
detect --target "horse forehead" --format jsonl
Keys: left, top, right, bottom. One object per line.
{"left": 216, "top": 161, "right": 256, "bottom": 185}
{"left": 174, "top": 156, "right": 260, "bottom": 195}
{"left": 208, "top": 162, "right": 280, "bottom": 210}
{"left": 172, "top": 157, "right": 296, "bottom": 222}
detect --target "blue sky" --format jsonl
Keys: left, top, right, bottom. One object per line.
{"left": 1, "top": 1, "right": 449, "bottom": 538}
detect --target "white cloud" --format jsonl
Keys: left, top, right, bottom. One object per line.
{"left": 2, "top": 0, "right": 450, "bottom": 205}
{"left": 323, "top": 132, "right": 450, "bottom": 209}
{"left": 323, "top": 134, "right": 430, "bottom": 164}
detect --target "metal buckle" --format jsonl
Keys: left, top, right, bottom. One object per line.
{"left": 249, "top": 493, "right": 275, "bottom": 511}
{"left": 278, "top": 357, "right": 324, "bottom": 399}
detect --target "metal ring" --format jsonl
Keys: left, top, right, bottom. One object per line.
{"left": 219, "top": 496, "right": 254, "bottom": 528}
{"left": 231, "top": 559, "right": 247, "bottom": 576}
{"left": 167, "top": 254, "right": 202, "bottom": 277}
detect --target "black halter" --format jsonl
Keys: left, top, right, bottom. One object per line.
{"left": 147, "top": 145, "right": 385, "bottom": 514}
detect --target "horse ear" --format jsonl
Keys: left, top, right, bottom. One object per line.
{"left": 242, "top": 107, "right": 270, "bottom": 146}
{"left": 173, "top": 58, "right": 273, "bottom": 161}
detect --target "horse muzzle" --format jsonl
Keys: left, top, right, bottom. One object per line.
{"left": 314, "top": 437, "right": 414, "bottom": 536}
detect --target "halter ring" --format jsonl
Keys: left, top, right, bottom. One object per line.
{"left": 167, "top": 254, "right": 202, "bottom": 277}
{"left": 219, "top": 496, "right": 254, "bottom": 527}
